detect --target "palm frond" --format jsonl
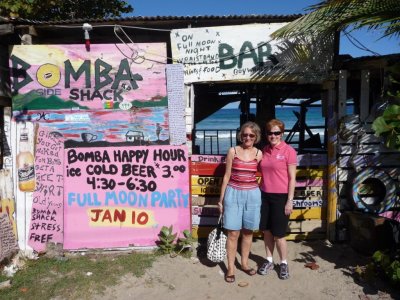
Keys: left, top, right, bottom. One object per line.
{"left": 272, "top": 0, "right": 400, "bottom": 39}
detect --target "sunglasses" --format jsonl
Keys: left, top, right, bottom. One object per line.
{"left": 267, "top": 131, "right": 282, "bottom": 136}
{"left": 242, "top": 133, "right": 256, "bottom": 138}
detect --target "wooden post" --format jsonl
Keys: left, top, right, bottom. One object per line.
{"left": 325, "top": 80, "right": 338, "bottom": 241}
{"left": 359, "top": 70, "right": 370, "bottom": 122}
{"left": 338, "top": 70, "right": 347, "bottom": 117}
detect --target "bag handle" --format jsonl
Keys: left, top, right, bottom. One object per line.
{"left": 216, "top": 215, "right": 224, "bottom": 238}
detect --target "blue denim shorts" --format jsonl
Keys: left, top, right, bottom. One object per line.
{"left": 223, "top": 185, "right": 261, "bottom": 231}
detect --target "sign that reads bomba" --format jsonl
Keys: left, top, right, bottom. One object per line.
{"left": 63, "top": 145, "right": 190, "bottom": 249}
{"left": 9, "top": 44, "right": 167, "bottom": 112}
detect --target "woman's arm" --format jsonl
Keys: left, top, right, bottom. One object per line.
{"left": 284, "top": 164, "right": 297, "bottom": 216}
{"left": 256, "top": 147, "right": 263, "bottom": 163}
{"left": 218, "top": 147, "right": 234, "bottom": 213}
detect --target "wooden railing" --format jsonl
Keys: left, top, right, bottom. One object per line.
{"left": 193, "top": 128, "right": 327, "bottom": 155}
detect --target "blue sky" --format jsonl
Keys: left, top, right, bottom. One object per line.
{"left": 127, "top": 0, "right": 400, "bottom": 57}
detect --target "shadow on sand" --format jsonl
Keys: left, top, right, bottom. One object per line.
{"left": 298, "top": 237, "right": 399, "bottom": 299}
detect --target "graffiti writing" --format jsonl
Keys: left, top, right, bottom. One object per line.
{"left": 29, "top": 127, "right": 64, "bottom": 252}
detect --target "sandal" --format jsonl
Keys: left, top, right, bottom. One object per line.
{"left": 224, "top": 274, "right": 235, "bottom": 283}
{"left": 241, "top": 268, "right": 257, "bottom": 276}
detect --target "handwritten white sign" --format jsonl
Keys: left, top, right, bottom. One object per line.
{"left": 171, "top": 24, "right": 334, "bottom": 84}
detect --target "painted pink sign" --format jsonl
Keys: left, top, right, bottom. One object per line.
{"left": 63, "top": 145, "right": 190, "bottom": 249}
{"left": 29, "top": 127, "right": 64, "bottom": 251}
{"left": 10, "top": 43, "right": 167, "bottom": 111}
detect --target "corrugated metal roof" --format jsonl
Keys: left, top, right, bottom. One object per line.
{"left": 1, "top": 14, "right": 302, "bottom": 25}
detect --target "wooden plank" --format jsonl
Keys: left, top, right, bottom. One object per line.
{"left": 294, "top": 187, "right": 325, "bottom": 199}
{"left": 2, "top": 107, "right": 12, "bottom": 169}
{"left": 288, "top": 220, "right": 326, "bottom": 232}
{"left": 191, "top": 176, "right": 223, "bottom": 186}
{"left": 191, "top": 226, "right": 214, "bottom": 239}
{"left": 191, "top": 169, "right": 325, "bottom": 188}
{"left": 191, "top": 185, "right": 221, "bottom": 195}
{"left": 192, "top": 215, "right": 219, "bottom": 226}
{"left": 293, "top": 199, "right": 325, "bottom": 208}
{"left": 339, "top": 154, "right": 400, "bottom": 168}
{"left": 190, "top": 159, "right": 328, "bottom": 176}
{"left": 338, "top": 168, "right": 400, "bottom": 182}
{"left": 191, "top": 155, "right": 226, "bottom": 163}
{"left": 296, "top": 169, "right": 326, "bottom": 178}
{"left": 359, "top": 70, "right": 370, "bottom": 121}
{"left": 339, "top": 132, "right": 381, "bottom": 144}
{"left": 192, "top": 205, "right": 220, "bottom": 216}
{"left": 338, "top": 70, "right": 347, "bottom": 118}
{"left": 190, "top": 162, "right": 225, "bottom": 176}
{"left": 191, "top": 154, "right": 328, "bottom": 167}
{"left": 191, "top": 196, "right": 219, "bottom": 206}
{"left": 297, "top": 153, "right": 327, "bottom": 167}
{"left": 296, "top": 178, "right": 325, "bottom": 187}
{"left": 192, "top": 194, "right": 325, "bottom": 207}
{"left": 326, "top": 81, "right": 338, "bottom": 241}
{"left": 290, "top": 207, "right": 326, "bottom": 220}
{"left": 0, "top": 169, "right": 17, "bottom": 236}
{"left": 339, "top": 144, "right": 396, "bottom": 155}
{"left": 191, "top": 179, "right": 326, "bottom": 195}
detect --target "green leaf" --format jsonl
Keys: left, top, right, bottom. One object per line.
{"left": 182, "top": 229, "right": 191, "bottom": 238}
{"left": 373, "top": 251, "right": 383, "bottom": 263}
{"left": 372, "top": 116, "right": 392, "bottom": 136}
{"left": 384, "top": 132, "right": 400, "bottom": 150}
{"left": 382, "top": 104, "right": 400, "bottom": 119}
{"left": 159, "top": 236, "right": 168, "bottom": 244}
{"left": 396, "top": 266, "right": 400, "bottom": 282}
{"left": 160, "top": 226, "right": 170, "bottom": 236}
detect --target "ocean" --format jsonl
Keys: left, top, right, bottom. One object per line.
{"left": 195, "top": 106, "right": 326, "bottom": 155}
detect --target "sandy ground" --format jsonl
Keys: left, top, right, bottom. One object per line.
{"left": 99, "top": 239, "right": 399, "bottom": 300}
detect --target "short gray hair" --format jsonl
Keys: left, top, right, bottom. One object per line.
{"left": 237, "top": 121, "right": 261, "bottom": 144}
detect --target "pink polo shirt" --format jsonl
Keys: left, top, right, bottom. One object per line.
{"left": 259, "top": 141, "right": 297, "bottom": 193}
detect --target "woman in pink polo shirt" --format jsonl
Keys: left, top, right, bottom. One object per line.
{"left": 258, "top": 119, "right": 297, "bottom": 280}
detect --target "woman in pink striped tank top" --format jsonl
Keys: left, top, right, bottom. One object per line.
{"left": 218, "top": 121, "right": 262, "bottom": 283}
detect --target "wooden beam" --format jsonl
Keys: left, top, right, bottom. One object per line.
{"left": 359, "top": 70, "right": 370, "bottom": 122}
{"left": 327, "top": 82, "right": 338, "bottom": 242}
{"left": 338, "top": 70, "right": 347, "bottom": 118}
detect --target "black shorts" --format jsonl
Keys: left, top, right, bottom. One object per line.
{"left": 259, "top": 192, "right": 289, "bottom": 238}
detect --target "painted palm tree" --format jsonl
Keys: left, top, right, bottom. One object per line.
{"left": 271, "top": 0, "right": 400, "bottom": 39}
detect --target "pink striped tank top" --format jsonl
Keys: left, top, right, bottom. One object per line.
{"left": 227, "top": 149, "right": 259, "bottom": 190}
